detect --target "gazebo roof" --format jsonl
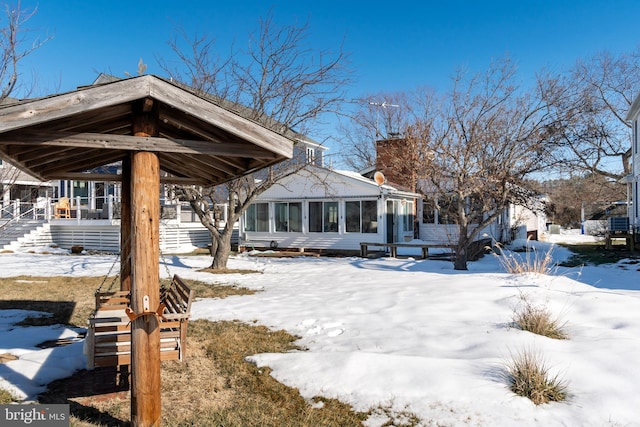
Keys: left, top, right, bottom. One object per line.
{"left": 0, "top": 75, "right": 294, "bottom": 186}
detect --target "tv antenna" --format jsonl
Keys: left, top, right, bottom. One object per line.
{"left": 369, "top": 100, "right": 400, "bottom": 138}
{"left": 369, "top": 101, "right": 399, "bottom": 109}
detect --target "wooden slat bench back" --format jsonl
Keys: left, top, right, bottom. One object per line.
{"left": 86, "top": 274, "right": 194, "bottom": 369}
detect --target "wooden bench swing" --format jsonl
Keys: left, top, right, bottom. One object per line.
{"left": 85, "top": 274, "right": 194, "bottom": 369}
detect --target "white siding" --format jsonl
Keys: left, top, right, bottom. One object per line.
{"left": 634, "top": 119, "right": 640, "bottom": 229}
{"left": 19, "top": 221, "right": 214, "bottom": 253}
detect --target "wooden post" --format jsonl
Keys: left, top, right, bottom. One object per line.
{"left": 130, "top": 98, "right": 161, "bottom": 426}
{"left": 120, "top": 154, "right": 132, "bottom": 292}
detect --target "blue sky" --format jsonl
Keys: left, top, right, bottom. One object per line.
{"left": 13, "top": 0, "right": 640, "bottom": 150}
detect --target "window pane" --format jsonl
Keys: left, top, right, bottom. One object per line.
{"left": 362, "top": 200, "right": 378, "bottom": 233}
{"left": 423, "top": 199, "right": 436, "bottom": 223}
{"left": 309, "top": 202, "right": 322, "bottom": 232}
{"left": 256, "top": 203, "right": 269, "bottom": 232}
{"left": 289, "top": 203, "right": 302, "bottom": 232}
{"left": 245, "top": 204, "right": 256, "bottom": 232}
{"left": 345, "top": 201, "right": 361, "bottom": 233}
{"left": 438, "top": 197, "right": 458, "bottom": 225}
{"left": 306, "top": 147, "right": 316, "bottom": 164}
{"left": 324, "top": 202, "right": 338, "bottom": 232}
{"left": 275, "top": 203, "right": 288, "bottom": 232}
{"left": 404, "top": 201, "right": 414, "bottom": 232}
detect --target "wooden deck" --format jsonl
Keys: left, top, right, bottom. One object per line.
{"left": 605, "top": 232, "right": 636, "bottom": 251}
{"left": 359, "top": 241, "right": 456, "bottom": 259}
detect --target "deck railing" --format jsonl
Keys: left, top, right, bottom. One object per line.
{"left": 0, "top": 196, "right": 222, "bottom": 224}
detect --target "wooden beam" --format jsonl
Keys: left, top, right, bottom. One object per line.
{"left": 158, "top": 162, "right": 225, "bottom": 184}
{"left": 8, "top": 142, "right": 59, "bottom": 158}
{"left": 141, "top": 97, "right": 154, "bottom": 113}
{"left": 44, "top": 172, "right": 209, "bottom": 185}
{"left": 0, "top": 130, "right": 279, "bottom": 158}
{"left": 34, "top": 150, "right": 123, "bottom": 176}
{"left": 159, "top": 152, "right": 235, "bottom": 179}
{"left": 0, "top": 77, "right": 152, "bottom": 133}
{"left": 158, "top": 109, "right": 240, "bottom": 143}
{"left": 149, "top": 77, "right": 293, "bottom": 159}
{"left": 16, "top": 147, "right": 78, "bottom": 168}
{"left": 50, "top": 104, "right": 132, "bottom": 132}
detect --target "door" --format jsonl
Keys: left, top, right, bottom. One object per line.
{"left": 386, "top": 200, "right": 396, "bottom": 243}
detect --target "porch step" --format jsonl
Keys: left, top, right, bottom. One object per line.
{"left": 0, "top": 220, "right": 51, "bottom": 250}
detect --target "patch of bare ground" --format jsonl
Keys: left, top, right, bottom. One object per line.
{"left": 0, "top": 353, "right": 18, "bottom": 363}
{"left": 1, "top": 275, "right": 367, "bottom": 426}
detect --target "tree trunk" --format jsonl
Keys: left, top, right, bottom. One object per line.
{"left": 454, "top": 224, "right": 470, "bottom": 271}
{"left": 209, "top": 225, "right": 234, "bottom": 269}
{"left": 211, "top": 239, "right": 231, "bottom": 269}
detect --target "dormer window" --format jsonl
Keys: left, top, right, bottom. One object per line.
{"left": 306, "top": 147, "right": 316, "bottom": 164}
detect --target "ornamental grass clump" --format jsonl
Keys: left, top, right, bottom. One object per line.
{"left": 0, "top": 388, "right": 15, "bottom": 404}
{"left": 513, "top": 297, "right": 568, "bottom": 340}
{"left": 495, "top": 242, "right": 555, "bottom": 275}
{"left": 506, "top": 348, "right": 568, "bottom": 405}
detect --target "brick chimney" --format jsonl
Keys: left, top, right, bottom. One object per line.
{"left": 375, "top": 138, "right": 417, "bottom": 192}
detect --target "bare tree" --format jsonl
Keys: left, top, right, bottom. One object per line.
{"left": 227, "top": 14, "right": 351, "bottom": 136}
{"left": 408, "top": 58, "right": 558, "bottom": 270}
{"left": 157, "top": 28, "right": 233, "bottom": 99}
{"left": 338, "top": 91, "right": 412, "bottom": 171}
{"left": 543, "top": 48, "right": 640, "bottom": 180}
{"left": 537, "top": 173, "right": 626, "bottom": 227}
{"left": 175, "top": 174, "right": 269, "bottom": 269}
{"left": 0, "top": 1, "right": 46, "bottom": 203}
{"left": 162, "top": 13, "right": 352, "bottom": 269}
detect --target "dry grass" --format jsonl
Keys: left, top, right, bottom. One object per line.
{"left": 513, "top": 298, "right": 568, "bottom": 340}
{"left": 0, "top": 274, "right": 368, "bottom": 426}
{"left": 0, "top": 276, "right": 253, "bottom": 327}
{"left": 494, "top": 243, "right": 555, "bottom": 275}
{"left": 506, "top": 348, "right": 568, "bottom": 405}
{"left": 0, "top": 388, "right": 16, "bottom": 404}
{"left": 0, "top": 276, "right": 99, "bottom": 327}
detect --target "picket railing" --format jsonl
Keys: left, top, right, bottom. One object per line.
{"left": 0, "top": 196, "right": 221, "bottom": 224}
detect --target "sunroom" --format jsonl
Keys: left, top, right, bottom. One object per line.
{"left": 240, "top": 166, "right": 419, "bottom": 253}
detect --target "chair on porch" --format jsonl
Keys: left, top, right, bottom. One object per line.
{"left": 54, "top": 197, "right": 71, "bottom": 218}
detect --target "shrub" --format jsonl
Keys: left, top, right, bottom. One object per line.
{"left": 513, "top": 296, "right": 568, "bottom": 340}
{"left": 0, "top": 388, "right": 16, "bottom": 404}
{"left": 506, "top": 348, "right": 568, "bottom": 405}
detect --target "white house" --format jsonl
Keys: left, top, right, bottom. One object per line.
{"left": 625, "top": 94, "right": 640, "bottom": 232}
{"left": 240, "top": 165, "right": 419, "bottom": 253}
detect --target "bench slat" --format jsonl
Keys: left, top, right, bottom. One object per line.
{"left": 360, "top": 241, "right": 456, "bottom": 259}
{"left": 86, "top": 274, "right": 194, "bottom": 370}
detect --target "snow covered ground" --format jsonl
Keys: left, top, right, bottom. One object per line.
{"left": 1, "top": 230, "right": 639, "bottom": 426}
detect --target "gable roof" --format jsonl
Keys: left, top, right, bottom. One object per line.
{"left": 0, "top": 75, "right": 293, "bottom": 186}
{"left": 258, "top": 165, "right": 421, "bottom": 200}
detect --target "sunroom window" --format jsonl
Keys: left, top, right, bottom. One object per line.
{"left": 245, "top": 203, "right": 269, "bottom": 232}
{"left": 309, "top": 201, "right": 338, "bottom": 232}
{"left": 346, "top": 200, "right": 378, "bottom": 233}
{"left": 275, "top": 202, "right": 302, "bottom": 232}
